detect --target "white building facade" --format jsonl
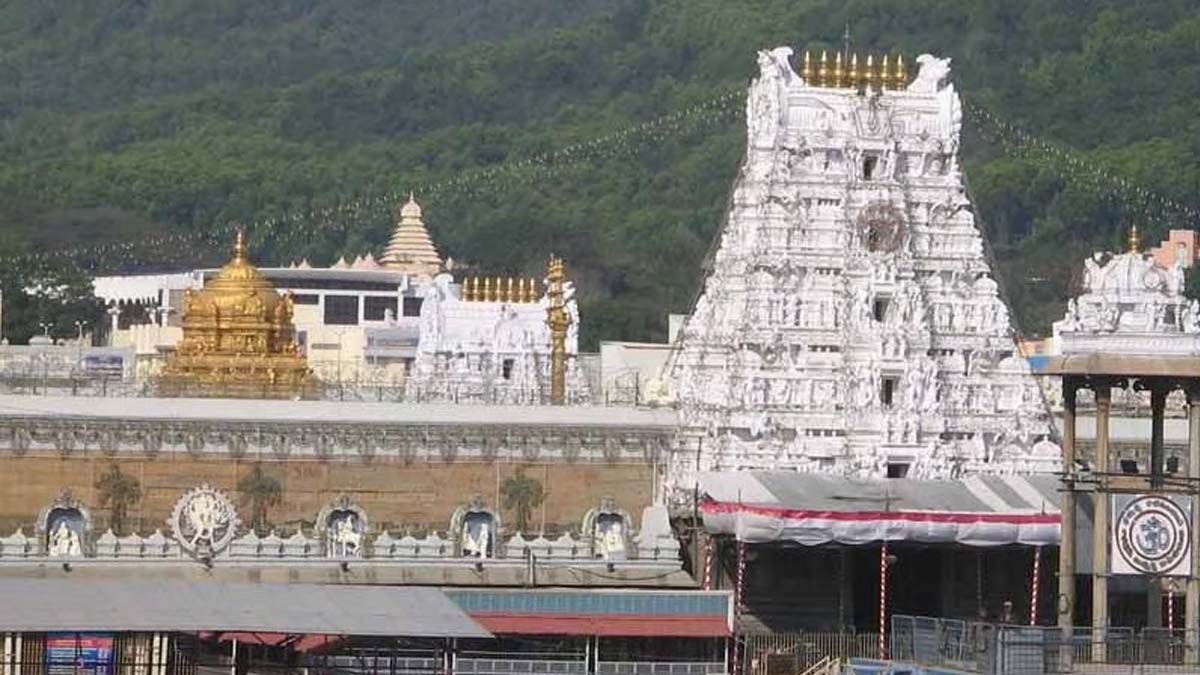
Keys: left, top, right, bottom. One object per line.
{"left": 666, "top": 49, "right": 1060, "bottom": 495}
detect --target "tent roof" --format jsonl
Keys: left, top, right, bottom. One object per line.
{"left": 0, "top": 580, "right": 492, "bottom": 637}
{"left": 699, "top": 472, "right": 1061, "bottom": 547}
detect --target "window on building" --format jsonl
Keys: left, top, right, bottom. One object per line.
{"left": 502, "top": 358, "right": 515, "bottom": 380}
{"left": 323, "top": 295, "right": 359, "bottom": 325}
{"left": 863, "top": 154, "right": 880, "bottom": 180}
{"left": 292, "top": 294, "right": 319, "bottom": 305}
{"left": 881, "top": 377, "right": 897, "bottom": 407}
{"left": 887, "top": 463, "right": 910, "bottom": 479}
{"left": 402, "top": 297, "right": 424, "bottom": 317}
{"left": 873, "top": 298, "right": 889, "bottom": 322}
{"left": 364, "top": 296, "right": 398, "bottom": 321}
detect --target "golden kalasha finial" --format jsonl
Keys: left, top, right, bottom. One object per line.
{"left": 529, "top": 277, "right": 539, "bottom": 302}
{"left": 504, "top": 277, "right": 514, "bottom": 303}
{"left": 802, "top": 51, "right": 815, "bottom": 84}
{"left": 848, "top": 53, "right": 860, "bottom": 89}
{"left": 873, "top": 55, "right": 884, "bottom": 91}
{"left": 817, "top": 50, "right": 829, "bottom": 87}
{"left": 1128, "top": 224, "right": 1141, "bottom": 253}
{"left": 233, "top": 230, "right": 247, "bottom": 260}
{"left": 464, "top": 277, "right": 474, "bottom": 301}
{"left": 893, "top": 54, "right": 907, "bottom": 90}
{"left": 833, "top": 51, "right": 845, "bottom": 88}
{"left": 493, "top": 276, "right": 502, "bottom": 302}
{"left": 481, "top": 277, "right": 490, "bottom": 302}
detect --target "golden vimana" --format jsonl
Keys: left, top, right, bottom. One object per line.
{"left": 802, "top": 50, "right": 909, "bottom": 90}
{"left": 461, "top": 276, "right": 541, "bottom": 303}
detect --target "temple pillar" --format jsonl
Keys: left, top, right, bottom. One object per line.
{"left": 1187, "top": 385, "right": 1200, "bottom": 664}
{"left": 108, "top": 304, "right": 121, "bottom": 343}
{"left": 1059, "top": 379, "right": 1078, "bottom": 658}
{"left": 1092, "top": 383, "right": 1111, "bottom": 662}
{"left": 1151, "top": 384, "right": 1167, "bottom": 484}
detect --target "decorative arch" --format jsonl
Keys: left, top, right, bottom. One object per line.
{"left": 36, "top": 489, "right": 92, "bottom": 557}
{"left": 450, "top": 495, "right": 500, "bottom": 558}
{"left": 315, "top": 495, "right": 368, "bottom": 558}
{"left": 581, "top": 496, "right": 633, "bottom": 560}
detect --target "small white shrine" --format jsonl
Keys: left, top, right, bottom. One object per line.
{"left": 666, "top": 48, "right": 1060, "bottom": 492}
{"left": 1053, "top": 227, "right": 1199, "bottom": 356}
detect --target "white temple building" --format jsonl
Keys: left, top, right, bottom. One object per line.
{"left": 89, "top": 196, "right": 587, "bottom": 402}
{"left": 665, "top": 48, "right": 1061, "bottom": 493}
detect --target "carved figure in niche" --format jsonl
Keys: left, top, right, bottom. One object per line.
{"left": 48, "top": 520, "right": 81, "bottom": 557}
{"left": 37, "top": 489, "right": 91, "bottom": 558}
{"left": 452, "top": 496, "right": 499, "bottom": 559}
{"left": 582, "top": 495, "right": 634, "bottom": 561}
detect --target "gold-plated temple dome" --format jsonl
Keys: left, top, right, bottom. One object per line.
{"left": 160, "top": 231, "right": 313, "bottom": 399}
{"left": 381, "top": 193, "right": 443, "bottom": 277}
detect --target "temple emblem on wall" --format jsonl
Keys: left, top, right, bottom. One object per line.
{"left": 169, "top": 485, "right": 239, "bottom": 557}
{"left": 665, "top": 48, "right": 1060, "bottom": 494}
{"left": 158, "top": 231, "right": 313, "bottom": 398}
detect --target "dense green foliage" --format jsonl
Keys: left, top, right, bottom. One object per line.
{"left": 0, "top": 0, "right": 1197, "bottom": 346}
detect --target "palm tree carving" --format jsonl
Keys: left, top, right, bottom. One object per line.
{"left": 500, "top": 470, "right": 545, "bottom": 533}
{"left": 237, "top": 463, "right": 282, "bottom": 534}
{"left": 94, "top": 463, "right": 142, "bottom": 535}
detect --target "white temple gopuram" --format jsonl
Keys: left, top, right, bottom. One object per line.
{"left": 666, "top": 49, "right": 1060, "bottom": 492}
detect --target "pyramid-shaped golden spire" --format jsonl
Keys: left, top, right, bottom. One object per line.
{"left": 380, "top": 193, "right": 444, "bottom": 277}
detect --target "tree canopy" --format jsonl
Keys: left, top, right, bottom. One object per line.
{"left": 0, "top": 0, "right": 1196, "bottom": 345}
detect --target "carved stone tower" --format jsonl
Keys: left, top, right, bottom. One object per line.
{"left": 666, "top": 48, "right": 1059, "bottom": 494}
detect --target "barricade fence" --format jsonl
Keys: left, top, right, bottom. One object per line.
{"left": 889, "top": 614, "right": 1200, "bottom": 674}
{"left": 742, "top": 632, "right": 878, "bottom": 675}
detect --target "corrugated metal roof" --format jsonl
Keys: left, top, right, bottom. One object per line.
{"left": 0, "top": 580, "right": 492, "bottom": 637}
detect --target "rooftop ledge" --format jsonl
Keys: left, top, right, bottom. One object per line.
{"left": 0, "top": 394, "right": 679, "bottom": 428}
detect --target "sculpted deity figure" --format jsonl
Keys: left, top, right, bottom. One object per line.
{"left": 1083, "top": 253, "right": 1105, "bottom": 293}
{"left": 601, "top": 521, "right": 626, "bottom": 561}
{"left": 463, "top": 521, "right": 491, "bottom": 558}
{"left": 747, "top": 47, "right": 793, "bottom": 150}
{"left": 329, "top": 515, "right": 362, "bottom": 558}
{"left": 48, "top": 521, "right": 81, "bottom": 557}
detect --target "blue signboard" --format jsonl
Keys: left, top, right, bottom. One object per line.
{"left": 45, "top": 634, "right": 115, "bottom": 675}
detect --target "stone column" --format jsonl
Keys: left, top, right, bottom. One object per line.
{"left": 1151, "top": 384, "right": 1168, "bottom": 483}
{"left": 1092, "top": 382, "right": 1112, "bottom": 663}
{"left": 1187, "top": 384, "right": 1200, "bottom": 665}
{"left": 1059, "top": 380, "right": 1078, "bottom": 650}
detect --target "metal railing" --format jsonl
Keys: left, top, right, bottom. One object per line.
{"left": 743, "top": 633, "right": 877, "bottom": 675}
{"left": 595, "top": 662, "right": 725, "bottom": 675}
{"left": 889, "top": 614, "right": 1200, "bottom": 674}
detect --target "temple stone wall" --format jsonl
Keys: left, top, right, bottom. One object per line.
{"left": 0, "top": 453, "right": 656, "bottom": 536}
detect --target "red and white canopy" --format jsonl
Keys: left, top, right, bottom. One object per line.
{"left": 699, "top": 472, "right": 1060, "bottom": 547}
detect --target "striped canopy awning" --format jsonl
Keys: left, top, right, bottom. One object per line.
{"left": 699, "top": 472, "right": 1061, "bottom": 547}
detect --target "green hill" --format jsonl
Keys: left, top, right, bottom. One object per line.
{"left": 0, "top": 0, "right": 1197, "bottom": 347}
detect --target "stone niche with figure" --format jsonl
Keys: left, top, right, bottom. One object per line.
{"left": 451, "top": 496, "right": 501, "bottom": 559}
{"left": 582, "top": 497, "right": 633, "bottom": 561}
{"left": 37, "top": 489, "right": 91, "bottom": 558}
{"left": 316, "top": 495, "right": 368, "bottom": 559}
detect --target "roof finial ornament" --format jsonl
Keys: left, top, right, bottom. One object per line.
{"left": 233, "top": 229, "right": 247, "bottom": 261}
{"left": 1128, "top": 224, "right": 1141, "bottom": 253}
{"left": 817, "top": 50, "right": 829, "bottom": 87}
{"left": 802, "top": 51, "right": 814, "bottom": 84}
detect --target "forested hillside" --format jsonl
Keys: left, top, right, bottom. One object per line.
{"left": 0, "top": 0, "right": 1197, "bottom": 346}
